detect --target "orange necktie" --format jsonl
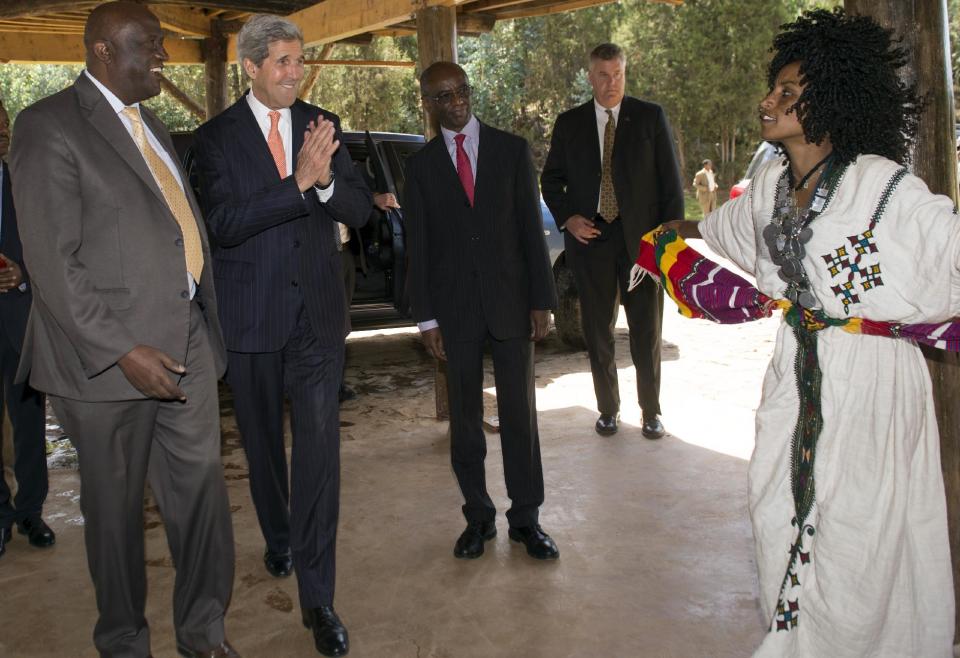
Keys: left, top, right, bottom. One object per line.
{"left": 268, "top": 110, "right": 286, "bottom": 178}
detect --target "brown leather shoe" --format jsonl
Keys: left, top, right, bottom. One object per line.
{"left": 176, "top": 640, "right": 240, "bottom": 657}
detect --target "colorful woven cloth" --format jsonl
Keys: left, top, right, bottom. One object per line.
{"left": 630, "top": 228, "right": 960, "bottom": 352}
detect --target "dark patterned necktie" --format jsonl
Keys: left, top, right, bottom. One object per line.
{"left": 598, "top": 109, "right": 619, "bottom": 222}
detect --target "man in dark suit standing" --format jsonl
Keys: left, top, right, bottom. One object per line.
{"left": 541, "top": 43, "right": 684, "bottom": 439}
{"left": 406, "top": 62, "right": 559, "bottom": 562}
{"left": 10, "top": 3, "right": 237, "bottom": 657}
{"left": 193, "top": 14, "right": 371, "bottom": 658}
{"left": 0, "top": 95, "right": 54, "bottom": 559}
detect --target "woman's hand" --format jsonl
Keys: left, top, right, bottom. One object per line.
{"left": 658, "top": 220, "right": 701, "bottom": 240}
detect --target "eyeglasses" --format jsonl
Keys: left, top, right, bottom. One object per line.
{"left": 425, "top": 85, "right": 473, "bottom": 106}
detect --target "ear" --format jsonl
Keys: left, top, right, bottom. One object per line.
{"left": 242, "top": 58, "right": 258, "bottom": 80}
{"left": 92, "top": 39, "right": 113, "bottom": 65}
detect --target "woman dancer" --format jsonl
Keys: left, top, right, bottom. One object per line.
{"left": 664, "top": 9, "right": 954, "bottom": 656}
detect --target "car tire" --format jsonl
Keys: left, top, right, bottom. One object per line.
{"left": 552, "top": 254, "right": 586, "bottom": 350}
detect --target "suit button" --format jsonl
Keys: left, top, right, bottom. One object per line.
{"left": 180, "top": 290, "right": 189, "bottom": 299}
{"left": 175, "top": 238, "right": 184, "bottom": 247}
{"left": 293, "top": 240, "right": 301, "bottom": 248}
{"left": 291, "top": 280, "right": 299, "bottom": 287}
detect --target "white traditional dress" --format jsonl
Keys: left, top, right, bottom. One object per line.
{"left": 700, "top": 154, "right": 956, "bottom": 657}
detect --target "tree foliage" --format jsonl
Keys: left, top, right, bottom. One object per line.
{"left": 0, "top": 0, "right": 932, "bottom": 193}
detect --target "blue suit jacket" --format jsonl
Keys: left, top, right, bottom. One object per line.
{"left": 193, "top": 94, "right": 372, "bottom": 352}
{"left": 0, "top": 162, "right": 30, "bottom": 353}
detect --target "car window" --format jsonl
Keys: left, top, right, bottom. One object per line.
{"left": 744, "top": 142, "right": 779, "bottom": 179}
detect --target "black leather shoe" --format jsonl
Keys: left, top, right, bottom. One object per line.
{"left": 264, "top": 548, "right": 293, "bottom": 577}
{"left": 453, "top": 520, "right": 496, "bottom": 559}
{"left": 595, "top": 413, "right": 620, "bottom": 436}
{"left": 508, "top": 524, "right": 559, "bottom": 560}
{"left": 176, "top": 639, "right": 241, "bottom": 657}
{"left": 302, "top": 606, "right": 349, "bottom": 656}
{"left": 641, "top": 415, "right": 666, "bottom": 440}
{"left": 0, "top": 526, "right": 10, "bottom": 558}
{"left": 17, "top": 516, "right": 55, "bottom": 548}
{"left": 338, "top": 384, "right": 357, "bottom": 403}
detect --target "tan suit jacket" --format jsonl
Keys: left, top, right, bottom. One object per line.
{"left": 9, "top": 73, "right": 226, "bottom": 401}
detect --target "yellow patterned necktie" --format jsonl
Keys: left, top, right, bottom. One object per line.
{"left": 598, "top": 108, "right": 619, "bottom": 222}
{"left": 121, "top": 106, "right": 204, "bottom": 283}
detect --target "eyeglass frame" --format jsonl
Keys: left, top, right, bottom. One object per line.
{"left": 423, "top": 84, "right": 474, "bottom": 106}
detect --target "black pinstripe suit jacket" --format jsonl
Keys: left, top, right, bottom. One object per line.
{"left": 194, "top": 94, "right": 372, "bottom": 352}
{"left": 405, "top": 121, "right": 557, "bottom": 343}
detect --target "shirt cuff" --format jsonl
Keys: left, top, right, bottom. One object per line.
{"left": 314, "top": 180, "right": 335, "bottom": 203}
{"left": 418, "top": 320, "right": 439, "bottom": 332}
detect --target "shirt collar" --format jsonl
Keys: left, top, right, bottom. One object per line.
{"left": 440, "top": 114, "right": 480, "bottom": 147}
{"left": 84, "top": 69, "right": 137, "bottom": 116}
{"left": 246, "top": 89, "right": 292, "bottom": 128}
{"left": 594, "top": 99, "right": 621, "bottom": 122}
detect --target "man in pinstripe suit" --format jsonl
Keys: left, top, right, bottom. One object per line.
{"left": 193, "top": 14, "right": 371, "bottom": 658}
{"left": 406, "top": 62, "right": 560, "bottom": 563}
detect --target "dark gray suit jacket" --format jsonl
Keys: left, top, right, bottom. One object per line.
{"left": 405, "top": 121, "right": 557, "bottom": 343}
{"left": 540, "top": 96, "right": 685, "bottom": 260}
{"left": 10, "top": 73, "right": 226, "bottom": 401}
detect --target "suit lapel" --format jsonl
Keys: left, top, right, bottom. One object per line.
{"left": 427, "top": 136, "right": 469, "bottom": 206}
{"left": 473, "top": 122, "right": 496, "bottom": 209}
{"left": 75, "top": 75, "right": 168, "bottom": 208}
{"left": 612, "top": 98, "right": 632, "bottom": 162}
{"left": 231, "top": 94, "right": 285, "bottom": 182}
{"left": 580, "top": 101, "right": 602, "bottom": 175}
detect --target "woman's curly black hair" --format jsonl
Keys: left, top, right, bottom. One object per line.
{"left": 768, "top": 8, "right": 921, "bottom": 165}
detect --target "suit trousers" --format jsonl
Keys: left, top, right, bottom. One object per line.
{"left": 49, "top": 300, "right": 234, "bottom": 658}
{"left": 444, "top": 329, "right": 544, "bottom": 528}
{"left": 226, "top": 305, "right": 343, "bottom": 609}
{"left": 565, "top": 218, "right": 664, "bottom": 417}
{"left": 0, "top": 324, "right": 47, "bottom": 528}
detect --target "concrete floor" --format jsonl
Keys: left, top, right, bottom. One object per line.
{"left": 0, "top": 289, "right": 779, "bottom": 658}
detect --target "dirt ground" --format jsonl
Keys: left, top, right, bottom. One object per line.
{"left": 1, "top": 242, "right": 785, "bottom": 657}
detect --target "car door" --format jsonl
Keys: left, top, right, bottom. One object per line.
{"left": 364, "top": 131, "right": 408, "bottom": 315}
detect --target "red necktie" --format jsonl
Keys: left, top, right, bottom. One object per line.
{"left": 454, "top": 133, "right": 474, "bottom": 206}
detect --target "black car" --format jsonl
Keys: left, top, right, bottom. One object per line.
{"left": 172, "top": 131, "right": 583, "bottom": 343}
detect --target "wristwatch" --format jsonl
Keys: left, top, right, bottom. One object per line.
{"left": 315, "top": 169, "right": 335, "bottom": 191}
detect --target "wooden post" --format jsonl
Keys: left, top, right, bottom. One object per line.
{"left": 416, "top": 5, "right": 457, "bottom": 141}
{"left": 299, "top": 43, "right": 335, "bottom": 102}
{"left": 201, "top": 19, "right": 228, "bottom": 121}
{"left": 159, "top": 75, "right": 205, "bottom": 122}
{"left": 416, "top": 4, "right": 457, "bottom": 420}
{"left": 846, "top": 0, "right": 959, "bottom": 641}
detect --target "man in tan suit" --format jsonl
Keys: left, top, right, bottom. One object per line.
{"left": 10, "top": 3, "right": 237, "bottom": 656}
{"left": 693, "top": 159, "right": 718, "bottom": 217}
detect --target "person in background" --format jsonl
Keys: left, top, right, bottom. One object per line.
{"left": 541, "top": 43, "right": 684, "bottom": 439}
{"left": 693, "top": 159, "right": 718, "bottom": 217}
{"left": 0, "top": 94, "right": 53, "bottom": 560}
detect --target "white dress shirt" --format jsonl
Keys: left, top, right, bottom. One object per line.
{"left": 84, "top": 70, "right": 196, "bottom": 297}
{"left": 418, "top": 114, "right": 481, "bottom": 333}
{"left": 593, "top": 99, "right": 621, "bottom": 214}
{"left": 246, "top": 90, "right": 334, "bottom": 204}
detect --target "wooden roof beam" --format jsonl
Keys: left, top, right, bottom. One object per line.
{"left": 0, "top": 32, "right": 202, "bottom": 64}
{"left": 393, "top": 11, "right": 496, "bottom": 35}
{"left": 493, "top": 0, "right": 617, "bottom": 20}
{"left": 0, "top": 0, "right": 299, "bottom": 20}
{"left": 150, "top": 5, "right": 212, "bottom": 38}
